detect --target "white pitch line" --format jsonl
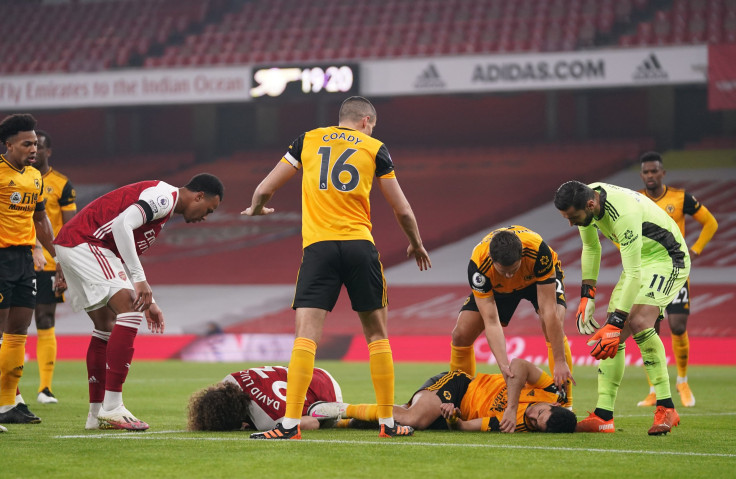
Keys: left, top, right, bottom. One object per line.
{"left": 54, "top": 432, "right": 736, "bottom": 458}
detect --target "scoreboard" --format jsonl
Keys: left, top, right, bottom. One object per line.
{"left": 250, "top": 64, "right": 358, "bottom": 99}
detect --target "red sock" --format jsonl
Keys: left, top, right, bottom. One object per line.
{"left": 87, "top": 331, "right": 110, "bottom": 403}
{"left": 105, "top": 313, "right": 143, "bottom": 393}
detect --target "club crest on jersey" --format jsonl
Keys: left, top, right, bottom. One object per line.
{"left": 444, "top": 391, "right": 452, "bottom": 401}
{"left": 472, "top": 272, "right": 487, "bottom": 289}
{"left": 666, "top": 204, "right": 675, "bottom": 214}
{"left": 118, "top": 271, "right": 127, "bottom": 281}
{"left": 34, "top": 179, "right": 40, "bottom": 189}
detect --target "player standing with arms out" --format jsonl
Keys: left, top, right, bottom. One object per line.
{"left": 31, "top": 130, "right": 77, "bottom": 405}
{"left": 637, "top": 152, "right": 718, "bottom": 408}
{"left": 243, "top": 96, "right": 431, "bottom": 439}
{"left": 554, "top": 181, "right": 689, "bottom": 435}
{"left": 450, "top": 226, "right": 574, "bottom": 406}
{"left": 54, "top": 174, "right": 223, "bottom": 430}
{"left": 0, "top": 114, "right": 62, "bottom": 425}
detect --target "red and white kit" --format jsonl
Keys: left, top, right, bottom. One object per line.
{"left": 224, "top": 366, "right": 343, "bottom": 430}
{"left": 54, "top": 180, "right": 179, "bottom": 311}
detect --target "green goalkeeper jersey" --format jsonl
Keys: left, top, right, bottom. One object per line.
{"left": 579, "top": 182, "right": 690, "bottom": 313}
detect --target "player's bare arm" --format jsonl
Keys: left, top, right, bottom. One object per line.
{"left": 241, "top": 161, "right": 297, "bottom": 216}
{"left": 537, "top": 281, "right": 574, "bottom": 388}
{"left": 34, "top": 209, "right": 64, "bottom": 289}
{"left": 476, "top": 295, "right": 514, "bottom": 380}
{"left": 377, "top": 176, "right": 431, "bottom": 271}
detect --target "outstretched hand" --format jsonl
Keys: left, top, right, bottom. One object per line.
{"left": 241, "top": 206, "right": 275, "bottom": 216}
{"left": 407, "top": 244, "right": 431, "bottom": 271}
{"left": 146, "top": 303, "right": 165, "bottom": 334}
{"left": 553, "top": 362, "right": 576, "bottom": 390}
{"left": 499, "top": 407, "right": 517, "bottom": 433}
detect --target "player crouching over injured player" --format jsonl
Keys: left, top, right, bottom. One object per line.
{"left": 309, "top": 358, "right": 576, "bottom": 433}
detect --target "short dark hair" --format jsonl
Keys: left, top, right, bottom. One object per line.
{"left": 0, "top": 113, "right": 37, "bottom": 144}
{"left": 36, "top": 129, "right": 51, "bottom": 148}
{"left": 545, "top": 406, "right": 577, "bottom": 433}
{"left": 185, "top": 173, "right": 224, "bottom": 201}
{"left": 187, "top": 382, "right": 250, "bottom": 431}
{"left": 553, "top": 181, "right": 594, "bottom": 211}
{"left": 339, "top": 96, "right": 376, "bottom": 124}
{"left": 639, "top": 151, "right": 663, "bottom": 165}
{"left": 489, "top": 230, "right": 522, "bottom": 266}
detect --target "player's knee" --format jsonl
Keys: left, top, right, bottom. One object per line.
{"left": 451, "top": 327, "right": 474, "bottom": 347}
{"left": 34, "top": 312, "right": 55, "bottom": 330}
{"left": 668, "top": 314, "right": 688, "bottom": 335}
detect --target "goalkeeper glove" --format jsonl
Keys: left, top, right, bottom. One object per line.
{"left": 576, "top": 284, "right": 600, "bottom": 335}
{"left": 587, "top": 311, "right": 627, "bottom": 360}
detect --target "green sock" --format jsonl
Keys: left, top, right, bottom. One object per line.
{"left": 596, "top": 344, "right": 626, "bottom": 413}
{"left": 635, "top": 328, "right": 672, "bottom": 401}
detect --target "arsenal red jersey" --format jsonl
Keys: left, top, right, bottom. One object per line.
{"left": 54, "top": 180, "right": 178, "bottom": 258}
{"left": 224, "top": 366, "right": 342, "bottom": 430}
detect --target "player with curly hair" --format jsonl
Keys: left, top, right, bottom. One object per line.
{"left": 188, "top": 366, "right": 342, "bottom": 432}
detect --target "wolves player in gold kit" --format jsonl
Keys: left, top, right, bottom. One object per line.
{"left": 243, "top": 96, "right": 431, "bottom": 439}
{"left": 31, "top": 130, "right": 77, "bottom": 405}
{"left": 637, "top": 152, "right": 718, "bottom": 408}
{"left": 0, "top": 114, "right": 61, "bottom": 425}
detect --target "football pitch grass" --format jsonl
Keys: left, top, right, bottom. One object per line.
{"left": 3, "top": 360, "right": 735, "bottom": 479}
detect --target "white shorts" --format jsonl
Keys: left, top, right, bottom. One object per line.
{"left": 55, "top": 243, "right": 134, "bottom": 312}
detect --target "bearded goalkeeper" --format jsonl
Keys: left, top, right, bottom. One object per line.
{"left": 554, "top": 180, "right": 690, "bottom": 436}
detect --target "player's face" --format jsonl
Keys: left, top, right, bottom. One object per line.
{"left": 493, "top": 260, "right": 522, "bottom": 278}
{"left": 184, "top": 194, "right": 221, "bottom": 223}
{"left": 640, "top": 160, "right": 665, "bottom": 191}
{"left": 4, "top": 131, "right": 38, "bottom": 169}
{"left": 559, "top": 205, "right": 594, "bottom": 227}
{"left": 35, "top": 135, "right": 51, "bottom": 169}
{"left": 524, "top": 403, "right": 554, "bottom": 432}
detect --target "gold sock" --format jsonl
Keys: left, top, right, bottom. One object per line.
{"left": 671, "top": 332, "right": 690, "bottom": 379}
{"left": 284, "top": 337, "right": 316, "bottom": 420}
{"left": 0, "top": 334, "right": 27, "bottom": 407}
{"left": 450, "top": 343, "right": 476, "bottom": 376}
{"left": 368, "top": 339, "right": 394, "bottom": 420}
{"left": 346, "top": 404, "right": 379, "bottom": 421}
{"left": 36, "top": 327, "right": 57, "bottom": 393}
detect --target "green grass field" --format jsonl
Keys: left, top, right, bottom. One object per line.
{"left": 3, "top": 360, "right": 736, "bottom": 479}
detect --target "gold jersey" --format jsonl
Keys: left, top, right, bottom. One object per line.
{"left": 468, "top": 225, "right": 560, "bottom": 299}
{"left": 0, "top": 155, "right": 45, "bottom": 248}
{"left": 460, "top": 372, "right": 562, "bottom": 432}
{"left": 281, "top": 126, "right": 396, "bottom": 248}
{"left": 640, "top": 186, "right": 699, "bottom": 236}
{"left": 40, "top": 167, "right": 76, "bottom": 270}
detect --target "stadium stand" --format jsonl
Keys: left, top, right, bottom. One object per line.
{"left": 2, "top": 0, "right": 735, "bottom": 74}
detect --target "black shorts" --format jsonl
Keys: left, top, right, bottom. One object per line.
{"left": 35, "top": 270, "right": 64, "bottom": 305}
{"left": 460, "top": 270, "right": 567, "bottom": 326}
{"left": 405, "top": 371, "right": 473, "bottom": 431}
{"left": 0, "top": 246, "right": 38, "bottom": 310}
{"left": 292, "top": 240, "right": 387, "bottom": 312}
{"left": 664, "top": 278, "right": 690, "bottom": 316}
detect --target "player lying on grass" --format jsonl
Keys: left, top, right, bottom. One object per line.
{"left": 309, "top": 358, "right": 576, "bottom": 433}
{"left": 187, "top": 366, "right": 342, "bottom": 432}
